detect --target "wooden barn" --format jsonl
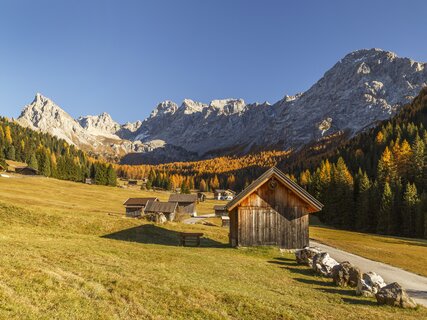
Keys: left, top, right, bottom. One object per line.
{"left": 168, "top": 194, "right": 198, "bottom": 216}
{"left": 127, "top": 180, "right": 138, "bottom": 186}
{"left": 214, "top": 205, "right": 227, "bottom": 216}
{"left": 197, "top": 192, "right": 206, "bottom": 202}
{"left": 144, "top": 201, "right": 178, "bottom": 222}
{"left": 15, "top": 166, "right": 38, "bottom": 175}
{"left": 123, "top": 197, "right": 158, "bottom": 217}
{"left": 226, "top": 167, "right": 323, "bottom": 249}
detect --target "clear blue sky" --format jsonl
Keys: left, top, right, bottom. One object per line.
{"left": 1, "top": 0, "right": 426, "bottom": 123}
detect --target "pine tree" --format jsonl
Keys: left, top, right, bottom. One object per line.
{"left": 29, "top": 153, "right": 38, "bottom": 170}
{"left": 180, "top": 180, "right": 190, "bottom": 194}
{"left": 377, "top": 182, "right": 393, "bottom": 234}
{"left": 106, "top": 164, "right": 117, "bottom": 186}
{"left": 6, "top": 145, "right": 15, "bottom": 160}
{"left": 410, "top": 134, "right": 424, "bottom": 188}
{"left": 146, "top": 179, "right": 152, "bottom": 190}
{"left": 356, "top": 171, "right": 371, "bottom": 231}
{"left": 402, "top": 182, "right": 420, "bottom": 236}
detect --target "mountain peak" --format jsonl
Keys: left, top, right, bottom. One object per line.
{"left": 78, "top": 113, "right": 120, "bottom": 135}
{"left": 341, "top": 48, "right": 399, "bottom": 65}
{"left": 210, "top": 99, "right": 246, "bottom": 115}
{"left": 150, "top": 100, "right": 179, "bottom": 118}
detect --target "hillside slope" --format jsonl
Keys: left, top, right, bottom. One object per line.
{"left": 0, "top": 175, "right": 426, "bottom": 319}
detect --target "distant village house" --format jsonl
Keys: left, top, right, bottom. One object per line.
{"left": 144, "top": 201, "right": 178, "bottom": 223}
{"left": 214, "top": 205, "right": 227, "bottom": 216}
{"left": 15, "top": 167, "right": 38, "bottom": 175}
{"left": 168, "top": 194, "right": 198, "bottom": 216}
{"left": 197, "top": 192, "right": 206, "bottom": 202}
{"left": 214, "top": 189, "right": 236, "bottom": 200}
{"left": 127, "top": 180, "right": 138, "bottom": 186}
{"left": 123, "top": 197, "right": 158, "bottom": 218}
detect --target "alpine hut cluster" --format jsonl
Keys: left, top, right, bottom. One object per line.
{"left": 123, "top": 193, "right": 198, "bottom": 222}
{"left": 121, "top": 166, "right": 322, "bottom": 250}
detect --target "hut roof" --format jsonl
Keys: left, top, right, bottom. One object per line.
{"left": 168, "top": 194, "right": 197, "bottom": 203}
{"left": 145, "top": 201, "right": 178, "bottom": 214}
{"left": 15, "top": 166, "right": 38, "bottom": 174}
{"left": 226, "top": 167, "right": 323, "bottom": 212}
{"left": 123, "top": 197, "right": 158, "bottom": 206}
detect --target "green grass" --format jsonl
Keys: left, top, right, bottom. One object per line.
{"left": 0, "top": 175, "right": 425, "bottom": 319}
{"left": 310, "top": 226, "right": 427, "bottom": 277}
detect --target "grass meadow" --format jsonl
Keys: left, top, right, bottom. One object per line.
{"left": 0, "top": 175, "right": 425, "bottom": 319}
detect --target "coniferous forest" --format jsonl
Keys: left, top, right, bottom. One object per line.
{"left": 0, "top": 117, "right": 116, "bottom": 186}
{"left": 296, "top": 87, "right": 427, "bottom": 239}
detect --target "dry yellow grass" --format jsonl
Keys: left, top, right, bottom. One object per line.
{"left": 310, "top": 226, "right": 427, "bottom": 277}
{"left": 0, "top": 175, "right": 425, "bottom": 319}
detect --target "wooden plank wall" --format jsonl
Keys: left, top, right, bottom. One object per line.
{"left": 230, "top": 178, "right": 309, "bottom": 249}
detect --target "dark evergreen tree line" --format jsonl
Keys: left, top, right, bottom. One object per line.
{"left": 0, "top": 117, "right": 116, "bottom": 186}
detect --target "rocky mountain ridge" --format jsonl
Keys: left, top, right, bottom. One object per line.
{"left": 15, "top": 48, "right": 427, "bottom": 164}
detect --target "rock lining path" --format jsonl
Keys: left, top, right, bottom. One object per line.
{"left": 310, "top": 240, "right": 427, "bottom": 307}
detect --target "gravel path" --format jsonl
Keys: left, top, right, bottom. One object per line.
{"left": 182, "top": 214, "right": 216, "bottom": 224}
{"left": 310, "top": 240, "right": 427, "bottom": 307}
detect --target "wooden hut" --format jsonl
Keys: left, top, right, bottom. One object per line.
{"left": 123, "top": 197, "right": 158, "bottom": 217}
{"left": 226, "top": 167, "right": 323, "bottom": 249}
{"left": 197, "top": 192, "right": 206, "bottom": 202}
{"left": 15, "top": 167, "right": 38, "bottom": 175}
{"left": 127, "top": 180, "right": 138, "bottom": 186}
{"left": 144, "top": 201, "right": 178, "bottom": 222}
{"left": 168, "top": 194, "right": 198, "bottom": 216}
{"left": 214, "top": 205, "right": 227, "bottom": 216}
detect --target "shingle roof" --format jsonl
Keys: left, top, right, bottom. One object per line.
{"left": 226, "top": 167, "right": 323, "bottom": 212}
{"left": 15, "top": 166, "right": 38, "bottom": 174}
{"left": 123, "top": 198, "right": 158, "bottom": 206}
{"left": 145, "top": 201, "right": 178, "bottom": 214}
{"left": 168, "top": 194, "right": 198, "bottom": 203}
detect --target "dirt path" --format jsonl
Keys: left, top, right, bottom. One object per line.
{"left": 310, "top": 240, "right": 427, "bottom": 307}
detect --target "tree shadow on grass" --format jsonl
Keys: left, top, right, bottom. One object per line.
{"left": 102, "top": 224, "right": 227, "bottom": 248}
{"left": 318, "top": 287, "right": 355, "bottom": 296}
{"left": 268, "top": 258, "right": 315, "bottom": 277}
{"left": 293, "top": 277, "right": 334, "bottom": 287}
